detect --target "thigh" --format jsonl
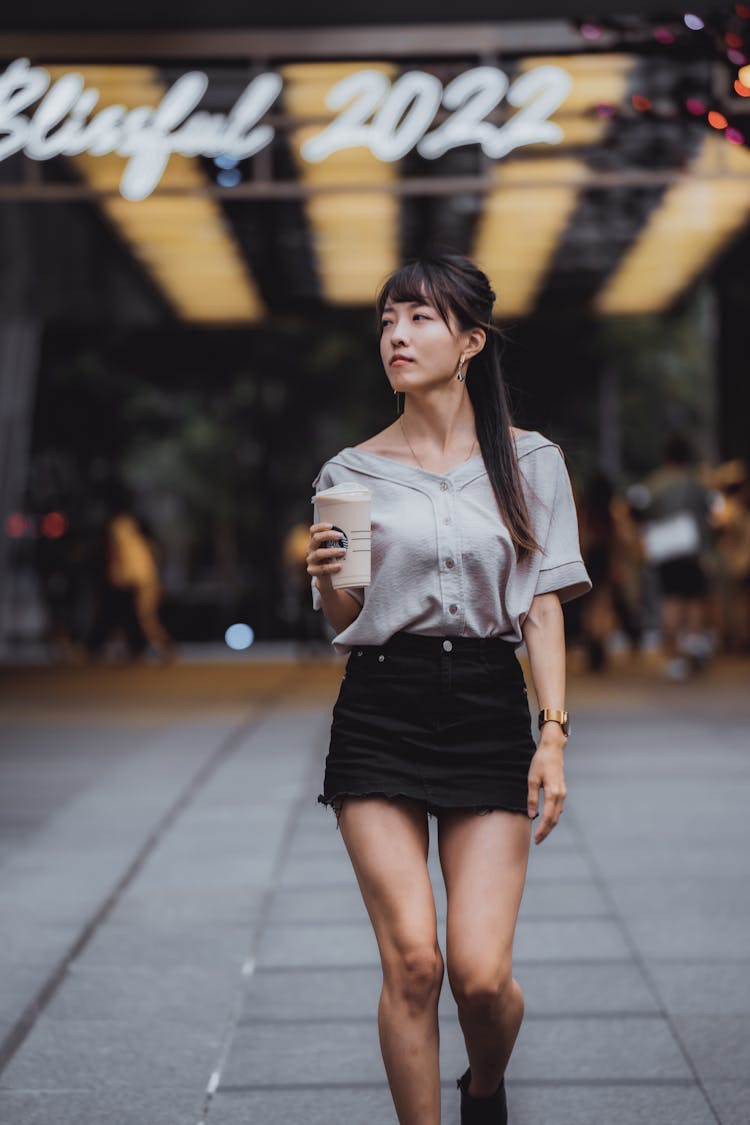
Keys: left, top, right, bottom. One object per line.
{"left": 437, "top": 810, "right": 532, "bottom": 978}
{"left": 336, "top": 797, "right": 438, "bottom": 962}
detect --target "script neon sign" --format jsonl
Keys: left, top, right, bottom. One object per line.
{"left": 0, "top": 57, "right": 572, "bottom": 201}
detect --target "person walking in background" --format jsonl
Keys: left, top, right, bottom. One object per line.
{"left": 88, "top": 485, "right": 174, "bottom": 664}
{"left": 633, "top": 432, "right": 722, "bottom": 681}
{"left": 306, "top": 255, "right": 591, "bottom": 1125}
{"left": 711, "top": 460, "right": 750, "bottom": 654}
{"left": 578, "top": 472, "right": 644, "bottom": 671}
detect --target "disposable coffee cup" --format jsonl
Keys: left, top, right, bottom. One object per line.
{"left": 311, "top": 481, "right": 372, "bottom": 590}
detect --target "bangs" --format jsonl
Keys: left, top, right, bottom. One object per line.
{"left": 376, "top": 261, "right": 452, "bottom": 328}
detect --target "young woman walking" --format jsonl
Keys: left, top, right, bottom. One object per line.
{"left": 307, "top": 254, "right": 591, "bottom": 1124}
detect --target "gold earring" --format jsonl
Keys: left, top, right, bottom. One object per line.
{"left": 456, "top": 355, "right": 465, "bottom": 382}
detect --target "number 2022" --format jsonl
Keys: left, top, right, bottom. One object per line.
{"left": 300, "top": 65, "right": 572, "bottom": 164}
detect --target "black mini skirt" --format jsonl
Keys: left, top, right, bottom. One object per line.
{"left": 318, "top": 630, "right": 538, "bottom": 820}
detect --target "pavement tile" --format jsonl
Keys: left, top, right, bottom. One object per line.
{"left": 700, "top": 1080, "right": 750, "bottom": 1125}
{"left": 518, "top": 962, "right": 659, "bottom": 1015}
{"left": 220, "top": 1020, "right": 387, "bottom": 1087}
{"left": 77, "top": 921, "right": 253, "bottom": 971}
{"left": 645, "top": 960, "right": 750, "bottom": 1015}
{"left": 44, "top": 962, "right": 241, "bottom": 1024}
{"left": 509, "top": 1083, "right": 715, "bottom": 1125}
{"left": 0, "top": 1088, "right": 205, "bottom": 1125}
{"left": 207, "top": 1086, "right": 419, "bottom": 1124}
{"left": 514, "top": 918, "right": 630, "bottom": 961}
{"left": 670, "top": 1015, "right": 750, "bottom": 1081}
{"left": 256, "top": 923, "right": 380, "bottom": 969}
{"left": 0, "top": 1016, "right": 221, "bottom": 1090}
{"left": 624, "top": 910, "right": 750, "bottom": 960}
{"left": 509, "top": 1017, "right": 692, "bottom": 1081}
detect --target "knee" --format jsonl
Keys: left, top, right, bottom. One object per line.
{"left": 449, "top": 960, "right": 518, "bottom": 1017}
{"left": 385, "top": 944, "right": 444, "bottom": 1012}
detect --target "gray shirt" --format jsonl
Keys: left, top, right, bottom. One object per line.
{"left": 311, "top": 429, "right": 592, "bottom": 655}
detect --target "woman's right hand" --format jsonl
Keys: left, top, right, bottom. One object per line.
{"left": 306, "top": 523, "right": 347, "bottom": 582}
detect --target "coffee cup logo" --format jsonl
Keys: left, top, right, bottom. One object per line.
{"left": 324, "top": 525, "right": 348, "bottom": 551}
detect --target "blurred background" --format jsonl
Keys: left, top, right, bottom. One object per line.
{"left": 3, "top": 7, "right": 750, "bottom": 1122}
{"left": 1, "top": 0, "right": 749, "bottom": 676}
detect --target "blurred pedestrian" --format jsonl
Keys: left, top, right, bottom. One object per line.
{"left": 307, "top": 255, "right": 591, "bottom": 1125}
{"left": 711, "top": 461, "right": 750, "bottom": 653}
{"left": 88, "top": 485, "right": 174, "bottom": 664}
{"left": 633, "top": 433, "right": 721, "bottom": 680}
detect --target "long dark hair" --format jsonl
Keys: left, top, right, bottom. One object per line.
{"left": 375, "top": 254, "right": 541, "bottom": 562}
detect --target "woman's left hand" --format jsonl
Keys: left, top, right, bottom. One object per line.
{"left": 527, "top": 733, "right": 567, "bottom": 844}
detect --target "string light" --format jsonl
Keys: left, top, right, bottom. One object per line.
{"left": 739, "top": 64, "right": 750, "bottom": 84}
{"left": 708, "top": 110, "right": 729, "bottom": 129}
{"left": 734, "top": 78, "right": 750, "bottom": 96}
{"left": 684, "top": 14, "right": 705, "bottom": 31}
{"left": 725, "top": 126, "right": 745, "bottom": 143}
{"left": 686, "top": 97, "right": 707, "bottom": 115}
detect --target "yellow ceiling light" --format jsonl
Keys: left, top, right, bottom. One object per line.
{"left": 282, "top": 62, "right": 398, "bottom": 305}
{"left": 474, "top": 157, "right": 589, "bottom": 319}
{"left": 45, "top": 65, "right": 264, "bottom": 323}
{"left": 595, "top": 133, "right": 750, "bottom": 314}
{"left": 516, "top": 54, "right": 633, "bottom": 149}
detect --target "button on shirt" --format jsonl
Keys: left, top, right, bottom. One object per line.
{"left": 311, "top": 430, "right": 592, "bottom": 656}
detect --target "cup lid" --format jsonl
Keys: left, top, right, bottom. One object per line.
{"left": 311, "top": 480, "right": 372, "bottom": 502}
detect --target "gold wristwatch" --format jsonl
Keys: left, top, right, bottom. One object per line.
{"left": 538, "top": 708, "right": 570, "bottom": 736}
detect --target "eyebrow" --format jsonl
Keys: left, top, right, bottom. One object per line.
{"left": 382, "top": 301, "right": 431, "bottom": 312}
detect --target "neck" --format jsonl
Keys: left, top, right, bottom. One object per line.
{"left": 400, "top": 394, "right": 478, "bottom": 454}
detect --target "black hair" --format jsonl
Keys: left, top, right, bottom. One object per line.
{"left": 375, "top": 254, "right": 541, "bottom": 561}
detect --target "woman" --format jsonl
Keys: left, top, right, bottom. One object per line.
{"left": 306, "top": 255, "right": 591, "bottom": 1125}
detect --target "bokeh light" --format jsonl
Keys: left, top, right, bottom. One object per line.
{"left": 225, "top": 623, "right": 254, "bottom": 650}
{"left": 5, "top": 513, "right": 29, "bottom": 538}
{"left": 40, "top": 512, "right": 67, "bottom": 539}
{"left": 708, "top": 110, "right": 729, "bottom": 129}
{"left": 734, "top": 78, "right": 750, "bottom": 96}
{"left": 738, "top": 63, "right": 750, "bottom": 84}
{"left": 580, "top": 23, "right": 603, "bottom": 40}
{"left": 686, "top": 97, "right": 707, "bottom": 115}
{"left": 728, "top": 49, "right": 748, "bottom": 65}
{"left": 684, "top": 14, "right": 705, "bottom": 31}
{"left": 654, "top": 28, "right": 676, "bottom": 45}
{"left": 725, "top": 126, "right": 745, "bottom": 143}
{"left": 631, "top": 94, "right": 653, "bottom": 111}
{"left": 217, "top": 169, "right": 241, "bottom": 188}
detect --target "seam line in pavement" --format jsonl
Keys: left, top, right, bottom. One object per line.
{"left": 215, "top": 1077, "right": 701, "bottom": 1094}
{"left": 236, "top": 1010, "right": 667, "bottom": 1026}
{"left": 0, "top": 676, "right": 299, "bottom": 1078}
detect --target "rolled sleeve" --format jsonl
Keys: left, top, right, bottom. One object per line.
{"left": 534, "top": 449, "right": 592, "bottom": 603}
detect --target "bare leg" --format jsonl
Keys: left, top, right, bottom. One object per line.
{"left": 336, "top": 797, "right": 443, "bottom": 1125}
{"left": 438, "top": 809, "right": 532, "bottom": 1097}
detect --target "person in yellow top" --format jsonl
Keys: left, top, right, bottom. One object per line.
{"left": 88, "top": 488, "right": 174, "bottom": 664}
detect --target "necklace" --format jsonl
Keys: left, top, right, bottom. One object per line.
{"left": 398, "top": 416, "right": 477, "bottom": 471}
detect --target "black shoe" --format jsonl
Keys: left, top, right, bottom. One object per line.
{"left": 457, "top": 1067, "right": 508, "bottom": 1125}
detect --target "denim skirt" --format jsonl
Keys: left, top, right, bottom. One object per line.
{"left": 318, "top": 630, "right": 537, "bottom": 819}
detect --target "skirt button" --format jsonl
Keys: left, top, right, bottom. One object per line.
{"left": 442, "top": 639, "right": 453, "bottom": 652}
{"left": 378, "top": 654, "right": 385, "bottom": 662}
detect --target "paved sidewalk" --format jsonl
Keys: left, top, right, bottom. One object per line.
{"left": 0, "top": 657, "right": 748, "bottom": 1124}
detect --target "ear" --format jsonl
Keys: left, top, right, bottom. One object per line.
{"left": 463, "top": 326, "right": 486, "bottom": 362}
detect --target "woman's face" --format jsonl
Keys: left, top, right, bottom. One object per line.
{"left": 379, "top": 295, "right": 470, "bottom": 394}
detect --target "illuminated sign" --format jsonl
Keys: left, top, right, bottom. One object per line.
{"left": 0, "top": 57, "right": 571, "bottom": 200}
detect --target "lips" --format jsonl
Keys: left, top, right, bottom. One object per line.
{"left": 390, "top": 356, "right": 414, "bottom": 365}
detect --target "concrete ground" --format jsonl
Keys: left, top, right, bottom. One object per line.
{"left": 0, "top": 648, "right": 748, "bottom": 1125}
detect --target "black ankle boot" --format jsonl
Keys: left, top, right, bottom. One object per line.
{"left": 457, "top": 1067, "right": 508, "bottom": 1125}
